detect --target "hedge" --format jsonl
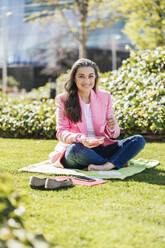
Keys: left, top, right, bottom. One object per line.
{"left": 100, "top": 47, "right": 165, "bottom": 136}
{"left": 0, "top": 94, "right": 56, "bottom": 139}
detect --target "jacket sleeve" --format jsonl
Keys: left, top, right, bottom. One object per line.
{"left": 55, "top": 95, "right": 83, "bottom": 144}
{"left": 104, "top": 93, "right": 120, "bottom": 139}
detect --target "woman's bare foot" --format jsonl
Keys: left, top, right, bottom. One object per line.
{"left": 88, "top": 162, "right": 115, "bottom": 171}
{"left": 123, "top": 162, "right": 130, "bottom": 167}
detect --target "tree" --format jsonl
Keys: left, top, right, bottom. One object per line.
{"left": 25, "top": 0, "right": 115, "bottom": 58}
{"left": 110, "top": 0, "right": 165, "bottom": 49}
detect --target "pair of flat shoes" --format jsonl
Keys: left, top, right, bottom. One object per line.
{"left": 29, "top": 176, "right": 73, "bottom": 190}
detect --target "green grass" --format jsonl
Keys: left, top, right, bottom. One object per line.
{"left": 0, "top": 138, "right": 165, "bottom": 248}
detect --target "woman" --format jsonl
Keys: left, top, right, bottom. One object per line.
{"left": 49, "top": 58, "right": 146, "bottom": 170}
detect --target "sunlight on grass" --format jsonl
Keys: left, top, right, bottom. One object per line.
{"left": 0, "top": 138, "right": 164, "bottom": 248}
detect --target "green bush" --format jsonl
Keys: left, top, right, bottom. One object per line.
{"left": 20, "top": 83, "right": 51, "bottom": 101}
{"left": 100, "top": 47, "right": 165, "bottom": 136}
{"left": 0, "top": 95, "right": 56, "bottom": 139}
{"left": 56, "top": 70, "right": 70, "bottom": 95}
{"left": 0, "top": 173, "right": 52, "bottom": 248}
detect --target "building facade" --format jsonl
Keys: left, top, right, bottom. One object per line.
{"left": 0, "top": 0, "right": 131, "bottom": 90}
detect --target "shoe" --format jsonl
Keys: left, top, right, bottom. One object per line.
{"left": 45, "top": 178, "right": 73, "bottom": 190}
{"left": 29, "top": 176, "right": 47, "bottom": 189}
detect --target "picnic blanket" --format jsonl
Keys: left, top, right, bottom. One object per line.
{"left": 19, "top": 158, "right": 159, "bottom": 180}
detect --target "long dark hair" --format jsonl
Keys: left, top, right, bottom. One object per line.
{"left": 64, "top": 58, "right": 99, "bottom": 123}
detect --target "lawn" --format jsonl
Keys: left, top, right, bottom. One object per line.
{"left": 0, "top": 138, "right": 165, "bottom": 248}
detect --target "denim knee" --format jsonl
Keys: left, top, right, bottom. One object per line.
{"left": 134, "top": 135, "right": 146, "bottom": 149}
{"left": 65, "top": 143, "right": 84, "bottom": 161}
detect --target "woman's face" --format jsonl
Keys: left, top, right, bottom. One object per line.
{"left": 75, "top": 66, "right": 96, "bottom": 95}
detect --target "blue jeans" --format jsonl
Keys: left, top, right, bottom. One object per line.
{"left": 63, "top": 135, "right": 146, "bottom": 169}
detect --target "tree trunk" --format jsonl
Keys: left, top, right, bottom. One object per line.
{"left": 79, "top": 34, "right": 87, "bottom": 58}
{"left": 77, "top": 0, "right": 88, "bottom": 58}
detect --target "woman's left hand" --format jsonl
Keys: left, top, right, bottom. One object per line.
{"left": 106, "top": 116, "right": 115, "bottom": 131}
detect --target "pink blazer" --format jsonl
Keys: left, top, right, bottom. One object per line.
{"left": 49, "top": 89, "right": 120, "bottom": 168}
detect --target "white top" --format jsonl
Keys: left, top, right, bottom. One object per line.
{"left": 82, "top": 102, "right": 96, "bottom": 137}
